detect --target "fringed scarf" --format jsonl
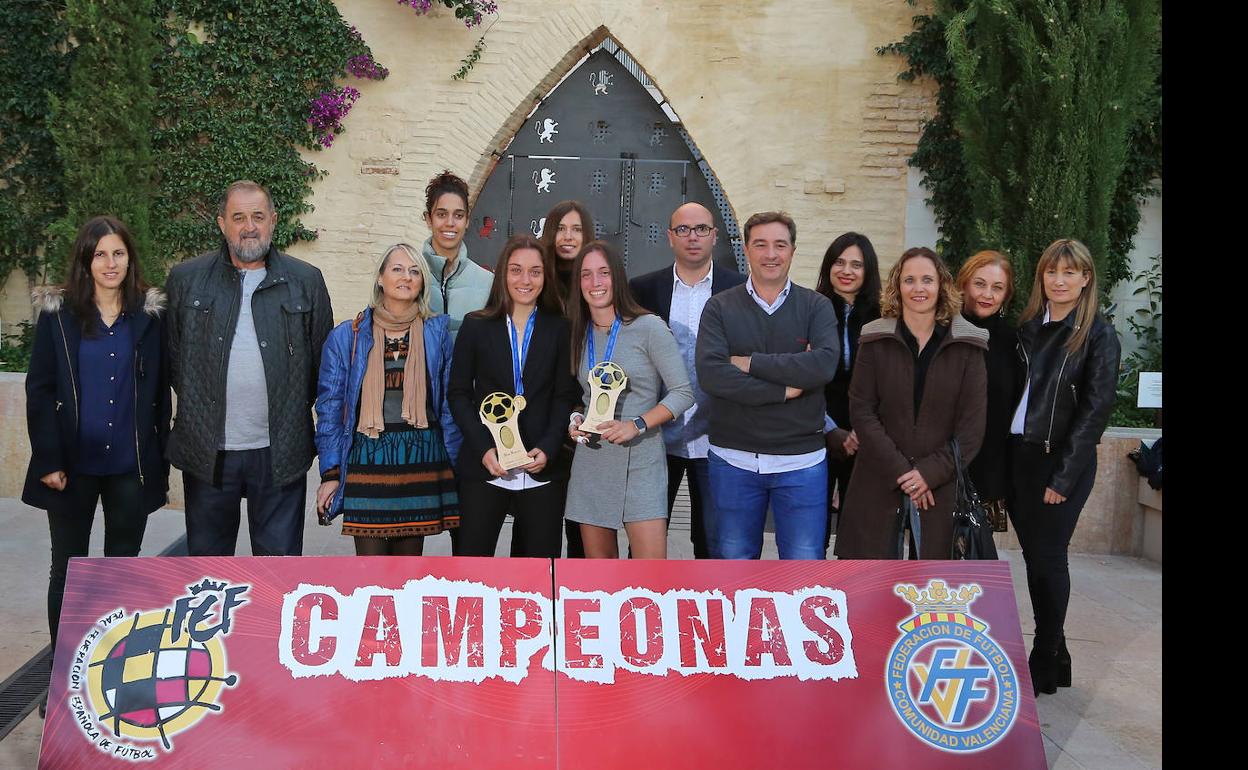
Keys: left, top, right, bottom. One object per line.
{"left": 357, "top": 305, "right": 428, "bottom": 438}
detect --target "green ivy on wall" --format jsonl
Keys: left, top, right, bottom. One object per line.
{"left": 881, "top": 1, "right": 1162, "bottom": 298}
{"left": 49, "top": 0, "right": 159, "bottom": 282}
{"left": 0, "top": 1, "right": 69, "bottom": 279}
{"left": 151, "top": 0, "right": 386, "bottom": 265}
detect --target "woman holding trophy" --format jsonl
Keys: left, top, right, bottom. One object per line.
{"left": 449, "top": 235, "right": 581, "bottom": 557}
{"left": 565, "top": 241, "right": 694, "bottom": 559}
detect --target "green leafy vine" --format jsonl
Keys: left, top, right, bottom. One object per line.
{"left": 880, "top": 1, "right": 1162, "bottom": 297}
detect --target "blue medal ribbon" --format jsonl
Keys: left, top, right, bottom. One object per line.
{"left": 586, "top": 315, "right": 621, "bottom": 371}
{"left": 508, "top": 311, "right": 537, "bottom": 397}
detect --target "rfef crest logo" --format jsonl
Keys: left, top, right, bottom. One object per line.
{"left": 66, "top": 578, "right": 249, "bottom": 762}
{"left": 887, "top": 580, "right": 1018, "bottom": 753}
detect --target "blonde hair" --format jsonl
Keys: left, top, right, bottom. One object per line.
{"left": 880, "top": 246, "right": 960, "bottom": 324}
{"left": 956, "top": 250, "right": 1015, "bottom": 315}
{"left": 370, "top": 243, "right": 435, "bottom": 319}
{"left": 1020, "top": 239, "right": 1098, "bottom": 353}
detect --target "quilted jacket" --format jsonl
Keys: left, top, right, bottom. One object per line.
{"left": 165, "top": 245, "right": 333, "bottom": 485}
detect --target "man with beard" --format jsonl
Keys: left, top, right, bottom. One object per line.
{"left": 166, "top": 180, "right": 333, "bottom": 555}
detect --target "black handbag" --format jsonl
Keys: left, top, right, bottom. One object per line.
{"left": 950, "top": 438, "right": 998, "bottom": 560}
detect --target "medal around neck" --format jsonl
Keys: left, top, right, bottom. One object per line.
{"left": 479, "top": 392, "right": 532, "bottom": 471}
{"left": 580, "top": 362, "right": 628, "bottom": 434}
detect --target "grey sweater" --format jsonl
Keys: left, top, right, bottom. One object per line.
{"left": 695, "top": 282, "right": 840, "bottom": 455}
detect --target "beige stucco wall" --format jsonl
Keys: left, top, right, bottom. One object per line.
{"left": 289, "top": 0, "right": 934, "bottom": 320}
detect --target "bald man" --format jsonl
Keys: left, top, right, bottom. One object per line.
{"left": 629, "top": 202, "right": 746, "bottom": 558}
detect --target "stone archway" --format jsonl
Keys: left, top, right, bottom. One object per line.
{"left": 464, "top": 36, "right": 743, "bottom": 277}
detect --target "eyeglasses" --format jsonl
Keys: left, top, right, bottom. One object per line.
{"left": 832, "top": 258, "right": 865, "bottom": 270}
{"left": 670, "top": 224, "right": 714, "bottom": 238}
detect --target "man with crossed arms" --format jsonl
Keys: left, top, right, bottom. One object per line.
{"left": 695, "top": 211, "right": 840, "bottom": 560}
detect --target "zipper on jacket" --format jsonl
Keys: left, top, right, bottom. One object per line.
{"left": 217, "top": 270, "right": 243, "bottom": 439}
{"left": 133, "top": 349, "right": 144, "bottom": 486}
{"left": 1045, "top": 350, "right": 1072, "bottom": 454}
{"left": 439, "top": 258, "right": 459, "bottom": 312}
{"left": 56, "top": 314, "right": 80, "bottom": 428}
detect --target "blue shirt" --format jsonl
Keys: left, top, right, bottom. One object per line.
{"left": 76, "top": 313, "right": 137, "bottom": 475}
{"left": 663, "top": 265, "right": 714, "bottom": 459}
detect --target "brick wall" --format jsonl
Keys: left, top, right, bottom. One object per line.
{"left": 0, "top": 2, "right": 936, "bottom": 326}
{"left": 292, "top": 0, "right": 936, "bottom": 318}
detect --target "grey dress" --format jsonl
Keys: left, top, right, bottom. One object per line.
{"left": 565, "top": 314, "right": 695, "bottom": 527}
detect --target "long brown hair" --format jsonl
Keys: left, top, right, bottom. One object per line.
{"left": 880, "top": 246, "right": 960, "bottom": 324}
{"left": 470, "top": 234, "right": 562, "bottom": 321}
{"left": 955, "top": 249, "right": 1015, "bottom": 315}
{"left": 541, "top": 200, "right": 594, "bottom": 313}
{"left": 64, "top": 216, "right": 151, "bottom": 336}
{"left": 540, "top": 200, "right": 595, "bottom": 263}
{"left": 566, "top": 240, "right": 650, "bottom": 374}
{"left": 1020, "top": 238, "right": 1099, "bottom": 353}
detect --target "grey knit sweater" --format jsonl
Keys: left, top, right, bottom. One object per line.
{"left": 695, "top": 282, "right": 840, "bottom": 455}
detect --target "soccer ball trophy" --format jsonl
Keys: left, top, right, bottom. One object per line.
{"left": 580, "top": 361, "right": 628, "bottom": 434}
{"left": 479, "top": 392, "right": 531, "bottom": 470}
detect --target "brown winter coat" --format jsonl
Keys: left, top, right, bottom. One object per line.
{"left": 834, "top": 314, "right": 988, "bottom": 559}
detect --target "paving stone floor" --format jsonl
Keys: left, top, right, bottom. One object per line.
{"left": 0, "top": 473, "right": 1161, "bottom": 768}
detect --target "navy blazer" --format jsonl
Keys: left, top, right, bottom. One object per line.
{"left": 628, "top": 262, "right": 746, "bottom": 324}
{"left": 447, "top": 309, "right": 581, "bottom": 483}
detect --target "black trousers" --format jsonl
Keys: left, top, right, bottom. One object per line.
{"left": 456, "top": 479, "right": 566, "bottom": 558}
{"left": 184, "top": 448, "right": 307, "bottom": 556}
{"left": 47, "top": 473, "right": 147, "bottom": 645}
{"left": 666, "top": 455, "right": 712, "bottom": 559}
{"left": 1008, "top": 438, "right": 1097, "bottom": 653}
{"left": 824, "top": 453, "right": 855, "bottom": 551}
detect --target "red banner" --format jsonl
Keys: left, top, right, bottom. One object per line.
{"left": 41, "top": 557, "right": 1044, "bottom": 769}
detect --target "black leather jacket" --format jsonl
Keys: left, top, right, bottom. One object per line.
{"left": 1015, "top": 309, "right": 1121, "bottom": 495}
{"left": 165, "top": 245, "right": 333, "bottom": 486}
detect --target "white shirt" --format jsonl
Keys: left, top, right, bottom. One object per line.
{"left": 665, "top": 264, "right": 714, "bottom": 459}
{"left": 1010, "top": 306, "right": 1051, "bottom": 434}
{"left": 709, "top": 276, "right": 825, "bottom": 474}
{"left": 488, "top": 315, "right": 550, "bottom": 491}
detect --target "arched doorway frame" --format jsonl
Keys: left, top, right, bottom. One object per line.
{"left": 465, "top": 27, "right": 746, "bottom": 272}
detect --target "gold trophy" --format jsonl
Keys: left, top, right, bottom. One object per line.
{"left": 479, "top": 392, "right": 531, "bottom": 470}
{"left": 580, "top": 362, "right": 628, "bottom": 434}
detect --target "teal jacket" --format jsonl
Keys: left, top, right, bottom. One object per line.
{"left": 422, "top": 239, "right": 493, "bottom": 339}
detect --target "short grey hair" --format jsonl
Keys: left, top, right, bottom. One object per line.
{"left": 217, "top": 180, "right": 275, "bottom": 217}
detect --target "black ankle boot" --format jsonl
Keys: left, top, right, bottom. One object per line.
{"left": 1055, "top": 638, "right": 1072, "bottom": 688}
{"left": 1029, "top": 648, "right": 1058, "bottom": 696}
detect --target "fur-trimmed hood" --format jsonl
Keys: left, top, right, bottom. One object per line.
{"left": 31, "top": 285, "right": 167, "bottom": 317}
{"left": 859, "top": 313, "right": 989, "bottom": 349}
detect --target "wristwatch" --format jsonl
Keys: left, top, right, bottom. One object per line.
{"left": 632, "top": 416, "right": 647, "bottom": 434}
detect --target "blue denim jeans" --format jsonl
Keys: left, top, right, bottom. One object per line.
{"left": 707, "top": 452, "right": 828, "bottom": 560}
